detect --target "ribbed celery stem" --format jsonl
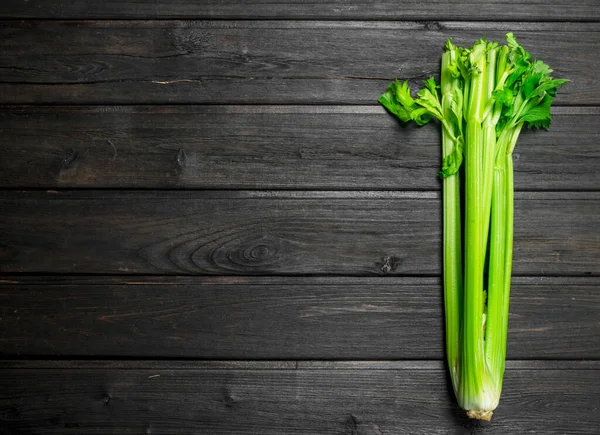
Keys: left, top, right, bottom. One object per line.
{"left": 484, "top": 46, "right": 512, "bottom": 392}
{"left": 440, "top": 48, "right": 463, "bottom": 394}
{"left": 459, "top": 40, "right": 488, "bottom": 415}
{"left": 484, "top": 129, "right": 509, "bottom": 393}
{"left": 481, "top": 45, "right": 498, "bottom": 255}
{"left": 498, "top": 123, "right": 522, "bottom": 382}
{"left": 481, "top": 123, "right": 523, "bottom": 419}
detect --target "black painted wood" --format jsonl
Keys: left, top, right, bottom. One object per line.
{"left": 0, "top": 276, "right": 597, "bottom": 359}
{"left": 0, "top": 0, "right": 598, "bottom": 430}
{"left": 0, "top": 360, "right": 598, "bottom": 434}
{"left": 1, "top": 106, "right": 598, "bottom": 190}
{"left": 0, "top": 21, "right": 596, "bottom": 104}
{"left": 0, "top": 191, "right": 597, "bottom": 275}
{"left": 1, "top": 0, "right": 599, "bottom": 20}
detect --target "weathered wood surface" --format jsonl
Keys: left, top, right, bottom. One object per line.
{"left": 0, "top": 276, "right": 597, "bottom": 359}
{"left": 0, "top": 0, "right": 599, "bottom": 431}
{"left": 0, "top": 191, "right": 598, "bottom": 275}
{"left": 2, "top": 0, "right": 598, "bottom": 20}
{"left": 2, "top": 106, "right": 598, "bottom": 190}
{"left": 0, "top": 21, "right": 596, "bottom": 104}
{"left": 0, "top": 360, "right": 598, "bottom": 434}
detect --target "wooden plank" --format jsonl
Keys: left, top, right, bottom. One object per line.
{"left": 0, "top": 21, "right": 596, "bottom": 104}
{"left": 0, "top": 360, "right": 598, "bottom": 434}
{"left": 0, "top": 191, "right": 597, "bottom": 276}
{"left": 2, "top": 106, "right": 598, "bottom": 190}
{"left": 1, "top": 0, "right": 599, "bottom": 20}
{"left": 0, "top": 277, "right": 597, "bottom": 359}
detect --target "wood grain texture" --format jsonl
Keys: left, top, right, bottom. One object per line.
{"left": 0, "top": 277, "right": 597, "bottom": 359}
{"left": 1, "top": 0, "right": 599, "bottom": 20}
{"left": 2, "top": 106, "right": 598, "bottom": 190}
{"left": 0, "top": 0, "right": 598, "bottom": 431}
{"left": 0, "top": 361, "right": 598, "bottom": 434}
{"left": 0, "top": 21, "right": 596, "bottom": 104}
{"left": 0, "top": 191, "right": 598, "bottom": 276}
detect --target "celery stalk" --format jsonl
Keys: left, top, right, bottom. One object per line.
{"left": 378, "top": 33, "right": 567, "bottom": 421}
{"left": 481, "top": 45, "right": 498, "bottom": 255}
{"left": 440, "top": 48, "right": 463, "bottom": 391}
{"left": 460, "top": 39, "right": 487, "bottom": 416}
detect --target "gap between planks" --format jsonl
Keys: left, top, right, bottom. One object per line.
{"left": 0, "top": 275, "right": 598, "bottom": 286}
{"left": 1, "top": 20, "right": 599, "bottom": 31}
{"left": 1, "top": 190, "right": 598, "bottom": 201}
{"left": 1, "top": 360, "right": 599, "bottom": 370}
{"left": 1, "top": 105, "right": 598, "bottom": 114}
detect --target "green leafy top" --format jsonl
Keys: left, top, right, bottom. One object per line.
{"left": 378, "top": 79, "right": 432, "bottom": 126}
{"left": 378, "top": 33, "right": 568, "bottom": 176}
{"left": 494, "top": 33, "right": 569, "bottom": 132}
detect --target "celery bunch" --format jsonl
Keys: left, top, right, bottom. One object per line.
{"left": 379, "top": 34, "right": 567, "bottom": 421}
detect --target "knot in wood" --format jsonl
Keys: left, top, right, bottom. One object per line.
{"left": 249, "top": 244, "right": 270, "bottom": 260}
{"left": 62, "top": 148, "right": 79, "bottom": 169}
{"left": 378, "top": 255, "right": 400, "bottom": 274}
{"left": 236, "top": 236, "right": 279, "bottom": 266}
{"left": 213, "top": 234, "right": 291, "bottom": 272}
{"left": 424, "top": 21, "right": 443, "bottom": 31}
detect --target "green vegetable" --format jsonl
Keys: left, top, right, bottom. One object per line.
{"left": 379, "top": 33, "right": 567, "bottom": 421}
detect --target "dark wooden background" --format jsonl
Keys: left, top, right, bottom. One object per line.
{"left": 1, "top": 1, "right": 599, "bottom": 433}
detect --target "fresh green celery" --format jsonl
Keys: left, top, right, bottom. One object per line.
{"left": 378, "top": 33, "right": 567, "bottom": 421}
{"left": 440, "top": 45, "right": 463, "bottom": 392}
{"left": 461, "top": 39, "right": 488, "bottom": 417}
{"left": 481, "top": 44, "right": 498, "bottom": 256}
